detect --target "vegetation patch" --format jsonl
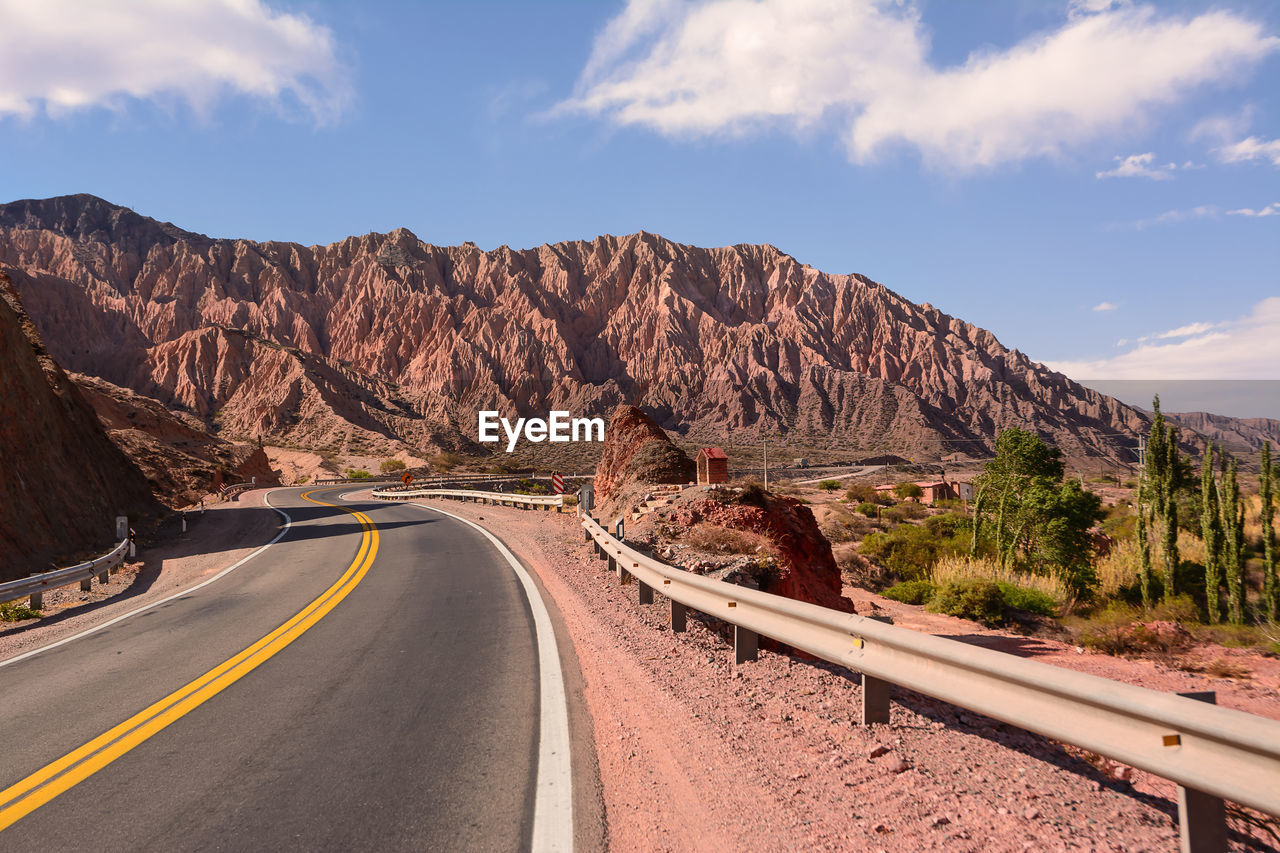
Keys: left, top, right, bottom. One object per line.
{"left": 0, "top": 602, "right": 42, "bottom": 622}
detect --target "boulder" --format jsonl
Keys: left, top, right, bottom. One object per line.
{"left": 594, "top": 405, "right": 694, "bottom": 503}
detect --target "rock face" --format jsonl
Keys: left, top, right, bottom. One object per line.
{"left": 1166, "top": 411, "right": 1280, "bottom": 457}
{"left": 73, "top": 374, "right": 280, "bottom": 508}
{"left": 1, "top": 194, "right": 1157, "bottom": 460}
{"left": 594, "top": 405, "right": 695, "bottom": 503}
{"left": 673, "top": 492, "right": 854, "bottom": 614}
{"left": 0, "top": 272, "right": 160, "bottom": 580}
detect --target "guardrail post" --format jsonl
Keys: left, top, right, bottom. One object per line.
{"left": 98, "top": 564, "right": 109, "bottom": 584}
{"left": 607, "top": 552, "right": 617, "bottom": 573}
{"left": 1176, "top": 691, "right": 1227, "bottom": 853}
{"left": 638, "top": 579, "right": 654, "bottom": 605}
{"left": 862, "top": 675, "right": 891, "bottom": 724}
{"left": 734, "top": 625, "right": 758, "bottom": 664}
{"left": 584, "top": 528, "right": 591, "bottom": 542}
{"left": 29, "top": 575, "right": 42, "bottom": 611}
{"left": 671, "top": 600, "right": 687, "bottom": 632}
{"left": 80, "top": 576, "right": 92, "bottom": 592}
{"left": 618, "top": 559, "right": 631, "bottom": 585}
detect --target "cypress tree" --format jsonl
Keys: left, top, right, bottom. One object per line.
{"left": 1136, "top": 478, "right": 1152, "bottom": 610}
{"left": 1261, "top": 441, "right": 1275, "bottom": 621}
{"left": 1144, "top": 397, "right": 1183, "bottom": 600}
{"left": 1219, "top": 455, "right": 1245, "bottom": 624}
{"left": 1200, "top": 445, "right": 1221, "bottom": 623}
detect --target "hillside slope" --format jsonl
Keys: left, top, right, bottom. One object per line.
{"left": 0, "top": 271, "right": 160, "bottom": 580}
{"left": 1, "top": 194, "right": 1152, "bottom": 461}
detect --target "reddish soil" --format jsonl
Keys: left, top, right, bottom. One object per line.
{"left": 414, "top": 498, "right": 1279, "bottom": 852}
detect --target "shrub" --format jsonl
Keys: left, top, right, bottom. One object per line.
{"left": 996, "top": 582, "right": 1057, "bottom": 617}
{"left": 296, "top": 475, "right": 310, "bottom": 485}
{"left": 0, "top": 602, "right": 41, "bottom": 622}
{"left": 882, "top": 579, "right": 936, "bottom": 605}
{"left": 845, "top": 483, "right": 877, "bottom": 503}
{"left": 925, "top": 512, "right": 971, "bottom": 538}
{"left": 855, "top": 502, "right": 880, "bottom": 517}
{"left": 931, "top": 555, "right": 1071, "bottom": 611}
{"left": 928, "top": 579, "right": 1005, "bottom": 625}
{"left": 894, "top": 482, "right": 924, "bottom": 500}
{"left": 873, "top": 490, "right": 896, "bottom": 506}
{"left": 379, "top": 458, "right": 407, "bottom": 473}
{"left": 684, "top": 523, "right": 767, "bottom": 555}
{"left": 818, "top": 479, "right": 841, "bottom": 491}
{"left": 344, "top": 468, "right": 371, "bottom": 480}
{"left": 861, "top": 521, "right": 969, "bottom": 581}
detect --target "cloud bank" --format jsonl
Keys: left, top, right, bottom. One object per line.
{"left": 0, "top": 0, "right": 347, "bottom": 122}
{"left": 559, "top": 0, "right": 1278, "bottom": 170}
{"left": 1047, "top": 298, "right": 1280, "bottom": 379}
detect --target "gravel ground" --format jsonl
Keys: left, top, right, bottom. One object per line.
{"left": 0, "top": 490, "right": 284, "bottom": 662}
{"left": 412, "top": 498, "right": 1279, "bottom": 852}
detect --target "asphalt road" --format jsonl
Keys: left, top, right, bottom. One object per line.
{"left": 0, "top": 487, "right": 577, "bottom": 851}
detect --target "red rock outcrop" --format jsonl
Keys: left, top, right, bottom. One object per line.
{"left": 673, "top": 493, "right": 854, "bottom": 613}
{"left": 0, "top": 272, "right": 161, "bottom": 580}
{"left": 72, "top": 373, "right": 279, "bottom": 508}
{"left": 594, "top": 405, "right": 695, "bottom": 503}
{"left": 0, "top": 194, "right": 1161, "bottom": 461}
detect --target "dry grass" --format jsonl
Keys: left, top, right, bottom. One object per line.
{"left": 1095, "top": 537, "right": 1141, "bottom": 598}
{"left": 682, "top": 523, "right": 769, "bottom": 556}
{"left": 930, "top": 555, "right": 1073, "bottom": 608}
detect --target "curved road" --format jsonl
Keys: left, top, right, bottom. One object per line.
{"left": 0, "top": 487, "right": 582, "bottom": 851}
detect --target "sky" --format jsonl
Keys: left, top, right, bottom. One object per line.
{"left": 0, "top": 0, "right": 1277, "bottom": 414}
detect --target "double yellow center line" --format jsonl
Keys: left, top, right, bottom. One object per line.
{"left": 0, "top": 491, "right": 378, "bottom": 832}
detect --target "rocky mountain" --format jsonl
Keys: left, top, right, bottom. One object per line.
{"left": 72, "top": 373, "right": 279, "bottom": 509}
{"left": 0, "top": 271, "right": 160, "bottom": 581}
{"left": 1165, "top": 412, "right": 1280, "bottom": 457}
{"left": 1, "top": 194, "right": 1155, "bottom": 463}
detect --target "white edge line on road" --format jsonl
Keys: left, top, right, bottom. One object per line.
{"left": 0, "top": 490, "right": 295, "bottom": 671}
{"left": 410, "top": 501, "right": 574, "bottom": 853}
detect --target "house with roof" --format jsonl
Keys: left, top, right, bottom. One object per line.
{"left": 696, "top": 447, "right": 728, "bottom": 485}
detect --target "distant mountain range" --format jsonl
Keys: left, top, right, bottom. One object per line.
{"left": 2, "top": 194, "right": 1274, "bottom": 464}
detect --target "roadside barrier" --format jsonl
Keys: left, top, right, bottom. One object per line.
{"left": 0, "top": 537, "right": 130, "bottom": 610}
{"left": 370, "top": 486, "right": 564, "bottom": 511}
{"left": 219, "top": 482, "right": 256, "bottom": 501}
{"left": 577, "top": 512, "right": 1280, "bottom": 836}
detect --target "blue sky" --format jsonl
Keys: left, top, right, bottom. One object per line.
{"left": 0, "top": 0, "right": 1277, "bottom": 409}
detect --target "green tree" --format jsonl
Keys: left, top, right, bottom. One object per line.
{"left": 894, "top": 481, "right": 923, "bottom": 500}
{"left": 1145, "top": 396, "right": 1188, "bottom": 600}
{"left": 1262, "top": 441, "right": 1276, "bottom": 621}
{"left": 1135, "top": 478, "right": 1153, "bottom": 609}
{"left": 974, "top": 429, "right": 1102, "bottom": 592}
{"left": 1200, "top": 445, "right": 1223, "bottom": 623}
{"left": 1218, "top": 455, "right": 1245, "bottom": 624}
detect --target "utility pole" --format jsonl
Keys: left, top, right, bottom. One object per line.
{"left": 763, "top": 433, "right": 769, "bottom": 492}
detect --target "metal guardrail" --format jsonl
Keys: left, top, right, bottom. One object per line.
{"left": 578, "top": 512, "right": 1280, "bottom": 822}
{"left": 219, "top": 482, "right": 256, "bottom": 501}
{"left": 0, "top": 537, "right": 130, "bottom": 609}
{"left": 370, "top": 487, "right": 565, "bottom": 511}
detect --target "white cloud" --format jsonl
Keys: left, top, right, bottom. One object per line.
{"left": 1217, "top": 136, "right": 1280, "bottom": 167}
{"left": 558, "top": 0, "right": 1279, "bottom": 170}
{"left": 1046, "top": 298, "right": 1280, "bottom": 379}
{"left": 1096, "top": 152, "right": 1176, "bottom": 180}
{"left": 1093, "top": 301, "right": 1119, "bottom": 312}
{"left": 1138, "top": 321, "right": 1227, "bottom": 342}
{"left": 1228, "top": 202, "right": 1280, "bottom": 217}
{"left": 0, "top": 0, "right": 347, "bottom": 122}
{"left": 1119, "top": 205, "right": 1219, "bottom": 229}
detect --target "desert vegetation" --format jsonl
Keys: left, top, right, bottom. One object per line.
{"left": 857, "top": 400, "right": 1278, "bottom": 657}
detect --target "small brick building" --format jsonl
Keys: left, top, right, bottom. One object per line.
{"left": 696, "top": 447, "right": 729, "bottom": 485}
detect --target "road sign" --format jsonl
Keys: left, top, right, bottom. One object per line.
{"left": 578, "top": 483, "right": 594, "bottom": 512}
{"left": 552, "top": 473, "right": 565, "bottom": 494}
{"left": 402, "top": 472, "right": 413, "bottom": 486}
{"left": 615, "top": 518, "right": 625, "bottom": 541}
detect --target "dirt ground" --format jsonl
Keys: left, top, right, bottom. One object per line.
{"left": 407, "top": 497, "right": 1279, "bottom": 852}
